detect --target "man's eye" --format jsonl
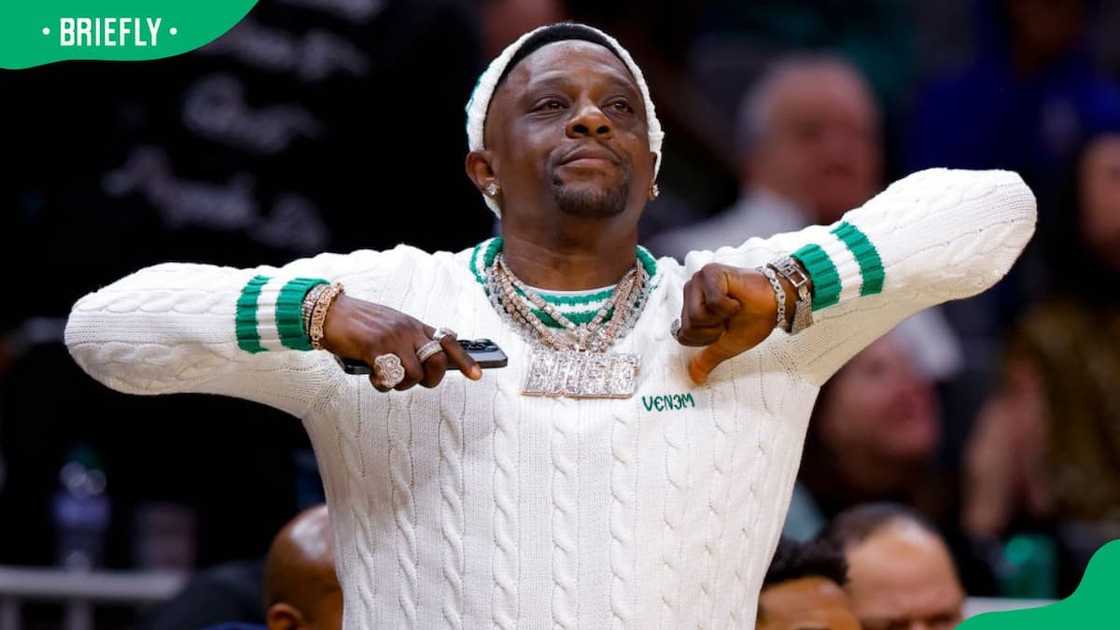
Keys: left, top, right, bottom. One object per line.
{"left": 535, "top": 99, "right": 565, "bottom": 111}
{"left": 610, "top": 100, "right": 634, "bottom": 113}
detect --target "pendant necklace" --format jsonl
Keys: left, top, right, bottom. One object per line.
{"left": 486, "top": 251, "right": 649, "bottom": 399}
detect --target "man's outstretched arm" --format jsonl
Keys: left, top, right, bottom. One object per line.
{"left": 678, "top": 168, "right": 1037, "bottom": 384}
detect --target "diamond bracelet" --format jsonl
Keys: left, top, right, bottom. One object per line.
{"left": 756, "top": 265, "right": 787, "bottom": 331}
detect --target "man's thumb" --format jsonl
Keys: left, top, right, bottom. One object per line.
{"left": 688, "top": 337, "right": 738, "bottom": 385}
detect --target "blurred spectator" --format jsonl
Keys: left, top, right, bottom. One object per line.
{"left": 686, "top": 1, "right": 916, "bottom": 132}
{"left": 785, "top": 333, "right": 942, "bottom": 542}
{"left": 262, "top": 505, "right": 339, "bottom": 630}
{"left": 141, "top": 504, "right": 337, "bottom": 630}
{"left": 758, "top": 537, "right": 860, "bottom": 630}
{"left": 822, "top": 503, "right": 966, "bottom": 630}
{"left": 784, "top": 331, "right": 993, "bottom": 592}
{"left": 651, "top": 55, "right": 882, "bottom": 260}
{"left": 964, "top": 129, "right": 1120, "bottom": 594}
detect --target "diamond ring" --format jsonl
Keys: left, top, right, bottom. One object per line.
{"left": 416, "top": 340, "right": 443, "bottom": 363}
{"left": 670, "top": 318, "right": 682, "bottom": 341}
{"left": 372, "top": 353, "right": 406, "bottom": 388}
{"left": 433, "top": 327, "right": 457, "bottom": 342}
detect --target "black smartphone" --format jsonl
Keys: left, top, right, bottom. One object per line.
{"left": 334, "top": 338, "right": 508, "bottom": 375}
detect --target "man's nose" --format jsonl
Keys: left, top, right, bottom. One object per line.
{"left": 566, "top": 101, "right": 612, "bottom": 139}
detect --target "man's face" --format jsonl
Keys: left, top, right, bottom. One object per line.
{"left": 483, "top": 40, "right": 654, "bottom": 222}
{"left": 757, "top": 577, "right": 862, "bottom": 630}
{"left": 844, "top": 522, "right": 965, "bottom": 630}
{"left": 750, "top": 66, "right": 881, "bottom": 223}
{"left": 1080, "top": 134, "right": 1120, "bottom": 271}
{"left": 819, "top": 334, "right": 940, "bottom": 468}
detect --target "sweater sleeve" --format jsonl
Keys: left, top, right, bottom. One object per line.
{"left": 64, "top": 248, "right": 401, "bottom": 418}
{"left": 692, "top": 168, "right": 1037, "bottom": 385}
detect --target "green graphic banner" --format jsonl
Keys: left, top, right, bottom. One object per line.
{"left": 961, "top": 539, "right": 1120, "bottom": 629}
{"left": 0, "top": 1, "right": 258, "bottom": 69}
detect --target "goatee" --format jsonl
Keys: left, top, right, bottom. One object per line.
{"left": 551, "top": 175, "right": 631, "bottom": 218}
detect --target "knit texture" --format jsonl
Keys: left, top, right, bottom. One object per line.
{"left": 65, "top": 169, "right": 1035, "bottom": 629}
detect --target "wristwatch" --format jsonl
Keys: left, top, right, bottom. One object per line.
{"left": 768, "top": 256, "right": 813, "bottom": 334}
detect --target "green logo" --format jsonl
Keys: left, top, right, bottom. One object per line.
{"left": 0, "top": 0, "right": 258, "bottom": 69}
{"left": 960, "top": 539, "right": 1120, "bottom": 628}
{"left": 642, "top": 393, "right": 696, "bottom": 412}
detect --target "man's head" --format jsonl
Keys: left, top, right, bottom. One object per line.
{"left": 263, "top": 505, "right": 341, "bottom": 630}
{"left": 821, "top": 504, "right": 965, "bottom": 630}
{"left": 738, "top": 56, "right": 881, "bottom": 223}
{"left": 812, "top": 332, "right": 940, "bottom": 484}
{"left": 757, "top": 537, "right": 860, "bottom": 630}
{"left": 465, "top": 23, "right": 662, "bottom": 232}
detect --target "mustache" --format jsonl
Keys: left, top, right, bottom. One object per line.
{"left": 552, "top": 141, "right": 626, "bottom": 168}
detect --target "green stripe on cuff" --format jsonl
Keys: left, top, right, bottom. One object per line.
{"left": 235, "top": 275, "right": 271, "bottom": 354}
{"left": 276, "top": 278, "right": 329, "bottom": 351}
{"left": 831, "top": 221, "right": 885, "bottom": 296}
{"left": 792, "top": 244, "right": 841, "bottom": 311}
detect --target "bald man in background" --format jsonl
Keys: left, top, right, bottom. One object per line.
{"left": 262, "top": 505, "right": 341, "bottom": 630}
{"left": 651, "top": 55, "right": 881, "bottom": 259}
{"left": 822, "top": 503, "right": 965, "bottom": 630}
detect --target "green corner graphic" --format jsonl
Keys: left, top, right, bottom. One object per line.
{"left": 0, "top": 1, "right": 258, "bottom": 70}
{"left": 960, "top": 539, "right": 1120, "bottom": 629}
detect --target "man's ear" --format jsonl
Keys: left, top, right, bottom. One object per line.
{"left": 465, "top": 150, "right": 498, "bottom": 194}
{"left": 267, "top": 602, "right": 306, "bottom": 630}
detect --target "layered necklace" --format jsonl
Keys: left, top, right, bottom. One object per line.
{"left": 481, "top": 240, "right": 653, "bottom": 399}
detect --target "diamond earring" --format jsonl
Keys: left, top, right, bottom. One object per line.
{"left": 485, "top": 182, "right": 500, "bottom": 197}
{"left": 650, "top": 183, "right": 660, "bottom": 200}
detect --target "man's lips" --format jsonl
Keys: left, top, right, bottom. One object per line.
{"left": 557, "top": 144, "right": 620, "bottom": 167}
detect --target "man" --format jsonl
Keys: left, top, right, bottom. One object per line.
{"left": 262, "top": 505, "right": 341, "bottom": 630}
{"left": 821, "top": 503, "right": 966, "bottom": 630}
{"left": 199, "top": 504, "right": 340, "bottom": 630}
{"left": 65, "top": 22, "right": 1035, "bottom": 628}
{"left": 652, "top": 55, "right": 881, "bottom": 260}
{"left": 757, "top": 538, "right": 860, "bottom": 630}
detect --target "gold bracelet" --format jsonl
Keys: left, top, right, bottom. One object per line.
{"left": 302, "top": 284, "right": 329, "bottom": 335}
{"left": 309, "top": 282, "right": 344, "bottom": 350}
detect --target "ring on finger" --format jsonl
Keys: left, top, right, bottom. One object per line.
{"left": 670, "top": 318, "right": 682, "bottom": 341}
{"left": 416, "top": 339, "right": 444, "bottom": 363}
{"left": 433, "top": 327, "right": 457, "bottom": 342}
{"left": 372, "top": 353, "right": 406, "bottom": 388}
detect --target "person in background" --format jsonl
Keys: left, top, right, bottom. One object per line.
{"left": 964, "top": 128, "right": 1120, "bottom": 596}
{"left": 821, "top": 503, "right": 965, "bottom": 630}
{"left": 784, "top": 333, "right": 942, "bottom": 543}
{"left": 757, "top": 537, "right": 860, "bottom": 630}
{"left": 260, "top": 504, "right": 340, "bottom": 630}
{"left": 651, "top": 55, "right": 881, "bottom": 260}
{"left": 144, "top": 505, "right": 338, "bottom": 630}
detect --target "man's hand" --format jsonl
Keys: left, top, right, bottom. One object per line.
{"left": 676, "top": 263, "right": 788, "bottom": 384}
{"left": 321, "top": 294, "right": 482, "bottom": 392}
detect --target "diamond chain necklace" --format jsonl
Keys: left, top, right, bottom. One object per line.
{"left": 487, "top": 252, "right": 650, "bottom": 399}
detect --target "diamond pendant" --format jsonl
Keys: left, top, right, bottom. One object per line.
{"left": 522, "top": 346, "right": 639, "bottom": 399}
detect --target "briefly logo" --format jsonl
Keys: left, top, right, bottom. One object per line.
{"left": 0, "top": 1, "right": 259, "bottom": 70}
{"left": 51, "top": 17, "right": 173, "bottom": 47}
{"left": 642, "top": 393, "right": 696, "bottom": 412}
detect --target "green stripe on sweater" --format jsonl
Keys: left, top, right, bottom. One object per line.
{"left": 831, "top": 221, "right": 884, "bottom": 296}
{"left": 276, "top": 278, "right": 328, "bottom": 350}
{"left": 235, "top": 275, "right": 270, "bottom": 353}
{"left": 792, "top": 244, "right": 841, "bottom": 310}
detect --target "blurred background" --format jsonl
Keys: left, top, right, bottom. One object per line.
{"left": 1, "top": 0, "right": 1119, "bottom": 627}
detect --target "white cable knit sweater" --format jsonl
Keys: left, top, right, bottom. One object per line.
{"left": 65, "top": 169, "right": 1036, "bottom": 629}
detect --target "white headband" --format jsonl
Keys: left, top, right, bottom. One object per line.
{"left": 465, "top": 23, "right": 665, "bottom": 218}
